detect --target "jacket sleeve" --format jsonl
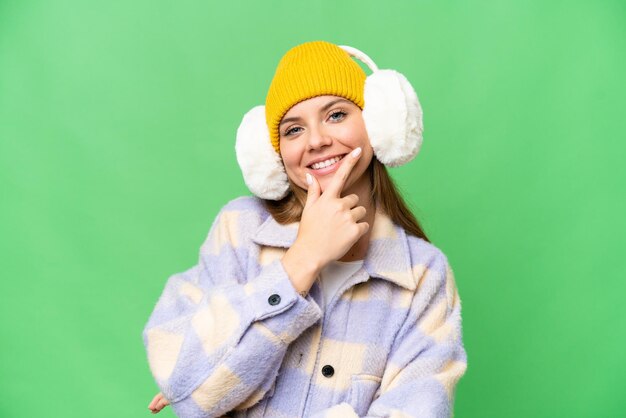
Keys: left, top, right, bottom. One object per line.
{"left": 310, "top": 253, "right": 468, "bottom": 418}
{"left": 142, "top": 203, "right": 323, "bottom": 418}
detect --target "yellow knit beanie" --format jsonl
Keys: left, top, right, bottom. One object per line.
{"left": 265, "top": 40, "right": 367, "bottom": 155}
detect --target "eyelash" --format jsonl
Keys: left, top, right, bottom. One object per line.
{"left": 283, "top": 110, "right": 347, "bottom": 137}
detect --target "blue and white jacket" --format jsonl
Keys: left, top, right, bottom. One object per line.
{"left": 142, "top": 195, "right": 468, "bottom": 417}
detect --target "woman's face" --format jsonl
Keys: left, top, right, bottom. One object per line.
{"left": 278, "top": 95, "right": 374, "bottom": 195}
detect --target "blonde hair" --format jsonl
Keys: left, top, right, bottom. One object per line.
{"left": 260, "top": 157, "right": 430, "bottom": 242}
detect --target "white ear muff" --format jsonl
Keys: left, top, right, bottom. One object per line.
{"left": 339, "top": 45, "right": 424, "bottom": 167}
{"left": 235, "top": 105, "right": 289, "bottom": 200}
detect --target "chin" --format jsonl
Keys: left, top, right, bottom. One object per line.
{"left": 317, "top": 179, "right": 330, "bottom": 192}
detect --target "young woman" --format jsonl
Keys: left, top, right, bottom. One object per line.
{"left": 143, "top": 40, "right": 467, "bottom": 417}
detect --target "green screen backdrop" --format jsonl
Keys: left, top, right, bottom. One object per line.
{"left": 1, "top": 0, "right": 624, "bottom": 417}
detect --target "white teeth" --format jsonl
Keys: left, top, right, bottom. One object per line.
{"left": 310, "top": 155, "right": 344, "bottom": 170}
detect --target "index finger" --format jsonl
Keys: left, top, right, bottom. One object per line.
{"left": 323, "top": 147, "right": 362, "bottom": 198}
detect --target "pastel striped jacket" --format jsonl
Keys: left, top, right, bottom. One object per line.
{"left": 142, "top": 195, "right": 468, "bottom": 417}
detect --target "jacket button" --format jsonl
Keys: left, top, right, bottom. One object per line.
{"left": 268, "top": 294, "right": 281, "bottom": 306}
{"left": 321, "top": 365, "right": 334, "bottom": 377}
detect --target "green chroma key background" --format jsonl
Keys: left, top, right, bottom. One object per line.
{"left": 1, "top": 0, "right": 624, "bottom": 417}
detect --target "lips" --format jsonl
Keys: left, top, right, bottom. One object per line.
{"left": 306, "top": 153, "right": 348, "bottom": 169}
{"left": 305, "top": 155, "right": 349, "bottom": 177}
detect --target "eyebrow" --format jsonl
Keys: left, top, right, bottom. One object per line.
{"left": 279, "top": 98, "right": 352, "bottom": 126}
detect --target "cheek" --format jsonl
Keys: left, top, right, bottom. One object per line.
{"left": 338, "top": 120, "right": 368, "bottom": 146}
{"left": 279, "top": 145, "right": 296, "bottom": 168}
{"left": 279, "top": 152, "right": 304, "bottom": 184}
{"left": 281, "top": 155, "right": 299, "bottom": 173}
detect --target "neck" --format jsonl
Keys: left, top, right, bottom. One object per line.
{"left": 338, "top": 175, "right": 375, "bottom": 262}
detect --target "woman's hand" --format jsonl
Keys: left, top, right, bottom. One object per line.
{"left": 281, "top": 147, "right": 369, "bottom": 294}
{"left": 299, "top": 146, "right": 369, "bottom": 266}
{"left": 148, "top": 392, "right": 169, "bottom": 414}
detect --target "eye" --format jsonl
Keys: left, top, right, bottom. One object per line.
{"left": 329, "top": 110, "right": 347, "bottom": 121}
{"left": 284, "top": 126, "right": 302, "bottom": 136}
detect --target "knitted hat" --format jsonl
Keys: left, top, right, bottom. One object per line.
{"left": 264, "top": 40, "right": 367, "bottom": 155}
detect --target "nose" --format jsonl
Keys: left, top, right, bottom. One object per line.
{"left": 306, "top": 124, "right": 333, "bottom": 151}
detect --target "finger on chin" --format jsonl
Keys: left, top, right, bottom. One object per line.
{"left": 327, "top": 157, "right": 356, "bottom": 196}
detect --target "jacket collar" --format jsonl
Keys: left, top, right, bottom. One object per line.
{"left": 251, "top": 208, "right": 416, "bottom": 291}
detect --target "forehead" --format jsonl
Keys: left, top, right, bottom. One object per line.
{"left": 282, "top": 95, "right": 354, "bottom": 119}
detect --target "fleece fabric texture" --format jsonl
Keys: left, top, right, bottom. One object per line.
{"left": 142, "top": 195, "right": 468, "bottom": 417}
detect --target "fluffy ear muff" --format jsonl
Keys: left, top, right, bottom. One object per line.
{"left": 235, "top": 105, "right": 289, "bottom": 200}
{"left": 361, "top": 69, "right": 424, "bottom": 167}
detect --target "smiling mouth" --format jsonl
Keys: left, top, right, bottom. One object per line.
{"left": 307, "top": 154, "right": 347, "bottom": 170}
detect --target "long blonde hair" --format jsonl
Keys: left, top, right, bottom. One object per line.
{"left": 260, "top": 157, "right": 430, "bottom": 242}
